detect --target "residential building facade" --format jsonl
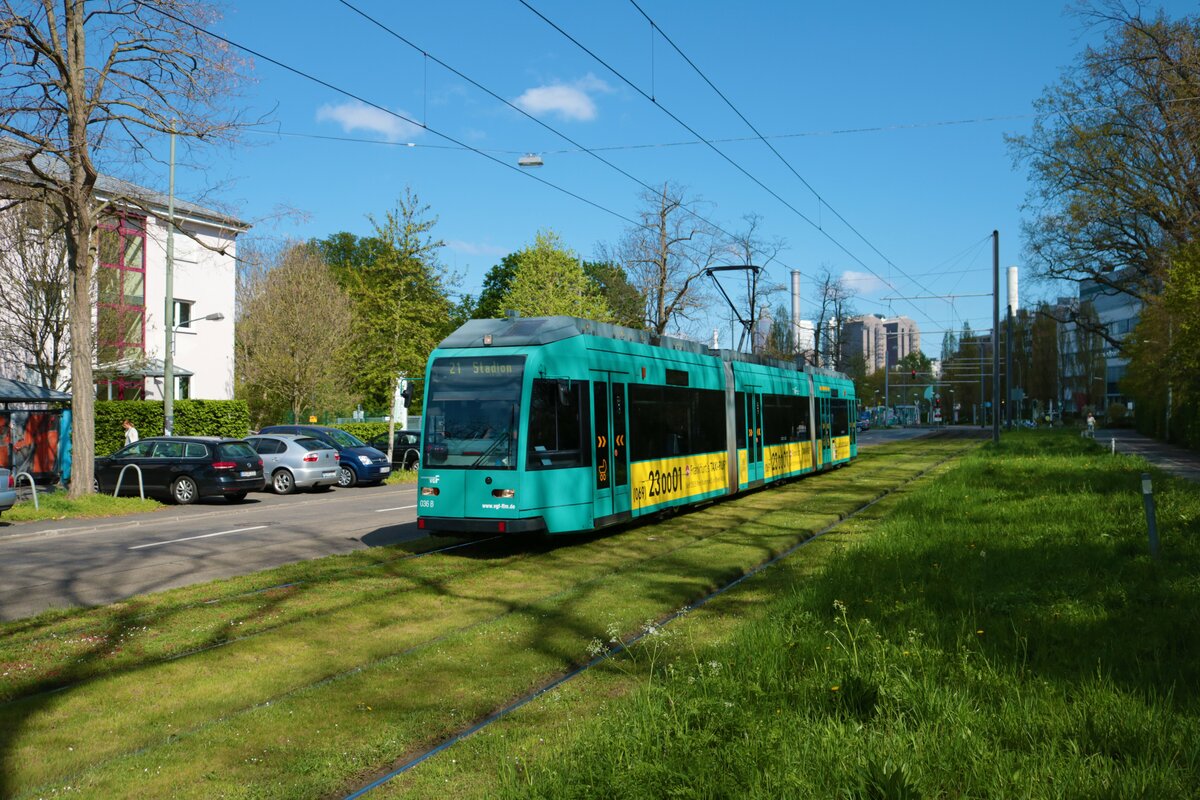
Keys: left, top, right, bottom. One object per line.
{"left": 1, "top": 166, "right": 247, "bottom": 402}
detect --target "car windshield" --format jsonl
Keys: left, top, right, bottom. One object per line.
{"left": 423, "top": 356, "right": 523, "bottom": 469}
{"left": 321, "top": 429, "right": 366, "bottom": 448}
{"left": 217, "top": 442, "right": 258, "bottom": 460}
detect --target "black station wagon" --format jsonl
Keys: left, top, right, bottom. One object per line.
{"left": 94, "top": 436, "right": 265, "bottom": 504}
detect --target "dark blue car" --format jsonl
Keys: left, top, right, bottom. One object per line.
{"left": 257, "top": 425, "right": 391, "bottom": 487}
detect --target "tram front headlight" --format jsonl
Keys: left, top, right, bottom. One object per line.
{"left": 491, "top": 489, "right": 515, "bottom": 499}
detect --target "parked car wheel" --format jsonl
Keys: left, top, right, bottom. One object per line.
{"left": 227, "top": 491, "right": 249, "bottom": 503}
{"left": 337, "top": 464, "right": 358, "bottom": 488}
{"left": 172, "top": 475, "right": 198, "bottom": 505}
{"left": 272, "top": 469, "right": 296, "bottom": 495}
{"left": 93, "top": 478, "right": 102, "bottom": 494}
{"left": 406, "top": 454, "right": 420, "bottom": 471}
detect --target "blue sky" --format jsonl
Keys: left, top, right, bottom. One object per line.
{"left": 170, "top": 1, "right": 1191, "bottom": 352}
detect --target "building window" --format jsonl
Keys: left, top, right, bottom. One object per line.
{"left": 177, "top": 375, "right": 191, "bottom": 400}
{"left": 96, "top": 212, "right": 147, "bottom": 400}
{"left": 175, "top": 300, "right": 193, "bottom": 328}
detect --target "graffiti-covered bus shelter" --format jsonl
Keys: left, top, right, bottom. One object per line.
{"left": 0, "top": 378, "right": 72, "bottom": 486}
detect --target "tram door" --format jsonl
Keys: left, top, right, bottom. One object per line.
{"left": 817, "top": 395, "right": 833, "bottom": 467}
{"left": 746, "top": 390, "right": 764, "bottom": 485}
{"left": 592, "top": 377, "right": 630, "bottom": 523}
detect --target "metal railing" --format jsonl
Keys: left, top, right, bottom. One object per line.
{"left": 15, "top": 472, "right": 38, "bottom": 510}
{"left": 114, "top": 463, "right": 146, "bottom": 500}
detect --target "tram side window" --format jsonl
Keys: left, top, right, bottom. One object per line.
{"left": 792, "top": 396, "right": 811, "bottom": 439}
{"left": 763, "top": 394, "right": 795, "bottom": 444}
{"left": 832, "top": 398, "right": 850, "bottom": 437}
{"left": 527, "top": 379, "right": 591, "bottom": 469}
{"left": 629, "top": 385, "right": 724, "bottom": 460}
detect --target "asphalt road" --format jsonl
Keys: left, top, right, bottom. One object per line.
{"left": 0, "top": 482, "right": 422, "bottom": 621}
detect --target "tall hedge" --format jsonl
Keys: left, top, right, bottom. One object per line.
{"left": 332, "top": 422, "right": 390, "bottom": 443}
{"left": 95, "top": 400, "right": 251, "bottom": 456}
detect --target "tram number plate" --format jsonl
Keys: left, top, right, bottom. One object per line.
{"left": 646, "top": 466, "right": 683, "bottom": 499}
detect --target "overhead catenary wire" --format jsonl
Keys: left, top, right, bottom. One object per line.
{"left": 517, "top": 0, "right": 949, "bottom": 333}
{"left": 142, "top": 0, "right": 991, "bottom": 345}
{"left": 130, "top": 0, "right": 646, "bottom": 233}
{"left": 333, "top": 0, "right": 788, "bottom": 276}
{"left": 627, "top": 0, "right": 915, "bottom": 294}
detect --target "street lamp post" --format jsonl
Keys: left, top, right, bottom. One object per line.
{"left": 164, "top": 128, "right": 176, "bottom": 434}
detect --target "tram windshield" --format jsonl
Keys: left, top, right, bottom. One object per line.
{"left": 422, "top": 355, "right": 524, "bottom": 469}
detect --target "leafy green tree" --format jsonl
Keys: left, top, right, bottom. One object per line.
{"left": 471, "top": 254, "right": 519, "bottom": 319}
{"left": 1008, "top": 5, "right": 1200, "bottom": 344}
{"left": 760, "top": 303, "right": 794, "bottom": 360}
{"left": 311, "top": 231, "right": 385, "bottom": 283}
{"left": 236, "top": 243, "right": 354, "bottom": 427}
{"left": 583, "top": 260, "right": 644, "bottom": 329}
{"left": 940, "top": 330, "right": 958, "bottom": 362}
{"left": 332, "top": 189, "right": 454, "bottom": 409}
{"left": 1124, "top": 242, "right": 1200, "bottom": 444}
{"left": 499, "top": 231, "right": 613, "bottom": 321}
{"left": 467, "top": 254, "right": 640, "bottom": 326}
{"left": 1069, "top": 301, "right": 1108, "bottom": 413}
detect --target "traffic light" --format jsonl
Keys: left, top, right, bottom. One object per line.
{"left": 934, "top": 396, "right": 941, "bottom": 408}
{"left": 401, "top": 382, "right": 414, "bottom": 408}
{"left": 910, "top": 369, "right": 917, "bottom": 380}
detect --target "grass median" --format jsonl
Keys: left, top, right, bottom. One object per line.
{"left": 1, "top": 491, "right": 164, "bottom": 523}
{"left": 391, "top": 429, "right": 1198, "bottom": 799}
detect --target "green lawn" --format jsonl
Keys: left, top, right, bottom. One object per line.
{"left": 0, "top": 436, "right": 975, "bottom": 799}
{"left": 0, "top": 490, "right": 164, "bottom": 523}
{"left": 457, "top": 430, "right": 1200, "bottom": 799}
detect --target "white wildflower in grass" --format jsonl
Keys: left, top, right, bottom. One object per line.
{"left": 586, "top": 638, "right": 608, "bottom": 658}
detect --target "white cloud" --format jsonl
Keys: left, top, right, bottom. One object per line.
{"left": 447, "top": 240, "right": 508, "bottom": 258}
{"left": 315, "top": 100, "right": 423, "bottom": 142}
{"left": 840, "top": 270, "right": 890, "bottom": 295}
{"left": 513, "top": 73, "right": 613, "bottom": 122}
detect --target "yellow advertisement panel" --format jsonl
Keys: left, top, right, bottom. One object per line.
{"left": 738, "top": 449, "right": 747, "bottom": 486}
{"left": 631, "top": 453, "right": 729, "bottom": 511}
{"left": 832, "top": 435, "right": 853, "bottom": 462}
{"left": 763, "top": 441, "right": 813, "bottom": 480}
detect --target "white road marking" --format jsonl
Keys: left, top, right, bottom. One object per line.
{"left": 375, "top": 505, "right": 417, "bottom": 512}
{"left": 129, "top": 525, "right": 270, "bottom": 550}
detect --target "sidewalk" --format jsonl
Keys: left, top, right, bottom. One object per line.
{"left": 1094, "top": 428, "right": 1200, "bottom": 483}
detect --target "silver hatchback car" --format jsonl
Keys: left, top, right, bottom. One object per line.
{"left": 246, "top": 434, "right": 340, "bottom": 494}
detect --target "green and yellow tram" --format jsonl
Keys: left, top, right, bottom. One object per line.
{"left": 416, "top": 316, "right": 857, "bottom": 536}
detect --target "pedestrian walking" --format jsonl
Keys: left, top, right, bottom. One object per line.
{"left": 123, "top": 419, "right": 139, "bottom": 445}
{"left": 1086, "top": 412, "right": 1096, "bottom": 438}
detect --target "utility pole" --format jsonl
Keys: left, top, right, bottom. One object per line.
{"left": 991, "top": 230, "right": 1000, "bottom": 444}
{"left": 163, "top": 126, "right": 176, "bottom": 435}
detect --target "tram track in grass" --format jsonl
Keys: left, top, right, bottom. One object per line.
{"left": 0, "top": 436, "right": 934, "bottom": 706}
{"left": 1, "top": 434, "right": 982, "bottom": 800}
{"left": 339, "top": 433, "right": 983, "bottom": 800}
